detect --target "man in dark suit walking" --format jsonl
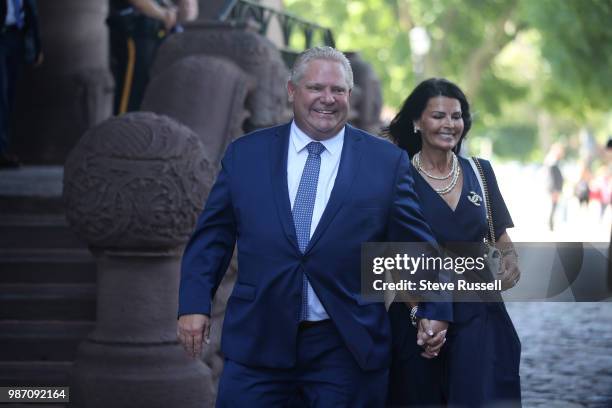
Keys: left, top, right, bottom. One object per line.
{"left": 0, "top": 0, "right": 42, "bottom": 167}
{"left": 177, "top": 46, "right": 445, "bottom": 407}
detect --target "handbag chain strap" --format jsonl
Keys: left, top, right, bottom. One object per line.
{"left": 472, "top": 157, "right": 496, "bottom": 247}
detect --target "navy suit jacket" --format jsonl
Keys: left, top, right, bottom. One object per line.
{"left": 1, "top": 0, "right": 42, "bottom": 64}
{"left": 178, "top": 122, "right": 440, "bottom": 371}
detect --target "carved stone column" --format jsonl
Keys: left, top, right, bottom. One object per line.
{"left": 347, "top": 52, "right": 383, "bottom": 135}
{"left": 13, "top": 0, "right": 113, "bottom": 164}
{"left": 151, "top": 24, "right": 292, "bottom": 131}
{"left": 141, "top": 55, "right": 253, "bottom": 167}
{"left": 197, "top": 0, "right": 226, "bottom": 19}
{"left": 64, "top": 112, "right": 216, "bottom": 407}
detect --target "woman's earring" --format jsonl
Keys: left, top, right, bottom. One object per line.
{"left": 414, "top": 127, "right": 420, "bottom": 134}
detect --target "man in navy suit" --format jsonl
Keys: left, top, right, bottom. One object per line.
{"left": 0, "top": 0, "right": 42, "bottom": 167}
{"left": 178, "top": 46, "right": 444, "bottom": 407}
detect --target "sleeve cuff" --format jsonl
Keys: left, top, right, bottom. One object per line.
{"left": 416, "top": 301, "right": 453, "bottom": 322}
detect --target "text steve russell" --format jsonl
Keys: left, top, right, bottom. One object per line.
{"left": 372, "top": 279, "right": 502, "bottom": 292}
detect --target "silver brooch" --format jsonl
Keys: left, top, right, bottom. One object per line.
{"left": 467, "top": 191, "right": 482, "bottom": 206}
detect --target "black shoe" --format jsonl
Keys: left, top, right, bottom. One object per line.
{"left": 0, "top": 152, "right": 21, "bottom": 168}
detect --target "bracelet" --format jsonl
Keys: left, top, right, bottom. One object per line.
{"left": 410, "top": 305, "right": 419, "bottom": 328}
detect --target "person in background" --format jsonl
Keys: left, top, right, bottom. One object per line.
{"left": 574, "top": 163, "right": 591, "bottom": 208}
{"left": 606, "top": 138, "right": 612, "bottom": 293}
{"left": 590, "top": 165, "right": 611, "bottom": 219}
{"left": 545, "top": 143, "right": 564, "bottom": 231}
{"left": 384, "top": 78, "right": 521, "bottom": 407}
{"left": 0, "top": 0, "right": 42, "bottom": 167}
{"left": 108, "top": 0, "right": 198, "bottom": 115}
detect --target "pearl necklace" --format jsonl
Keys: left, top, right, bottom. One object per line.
{"left": 413, "top": 151, "right": 457, "bottom": 180}
{"left": 412, "top": 151, "right": 461, "bottom": 195}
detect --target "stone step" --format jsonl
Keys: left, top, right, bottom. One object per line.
{"left": 0, "top": 321, "right": 94, "bottom": 361}
{"left": 0, "top": 214, "right": 86, "bottom": 250}
{"left": 0, "top": 284, "right": 96, "bottom": 321}
{"left": 0, "top": 166, "right": 64, "bottom": 215}
{"left": 0, "top": 361, "right": 72, "bottom": 387}
{"left": 0, "top": 248, "right": 95, "bottom": 284}
{"left": 0, "top": 195, "right": 65, "bottom": 215}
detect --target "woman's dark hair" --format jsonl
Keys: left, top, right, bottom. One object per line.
{"left": 382, "top": 78, "right": 472, "bottom": 157}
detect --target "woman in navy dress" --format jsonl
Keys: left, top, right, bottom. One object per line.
{"left": 383, "top": 78, "right": 522, "bottom": 407}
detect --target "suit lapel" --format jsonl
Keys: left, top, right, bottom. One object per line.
{"left": 306, "top": 125, "right": 363, "bottom": 253}
{"left": 269, "top": 123, "right": 300, "bottom": 252}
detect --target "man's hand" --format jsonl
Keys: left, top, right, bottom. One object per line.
{"left": 177, "top": 314, "right": 210, "bottom": 358}
{"left": 129, "top": 0, "right": 177, "bottom": 31}
{"left": 416, "top": 318, "right": 448, "bottom": 359}
{"left": 162, "top": 7, "right": 178, "bottom": 32}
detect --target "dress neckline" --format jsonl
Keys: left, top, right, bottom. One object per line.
{"left": 413, "top": 155, "right": 468, "bottom": 213}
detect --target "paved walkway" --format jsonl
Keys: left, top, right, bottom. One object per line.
{"left": 0, "top": 166, "right": 63, "bottom": 197}
{"left": 507, "top": 302, "right": 612, "bottom": 407}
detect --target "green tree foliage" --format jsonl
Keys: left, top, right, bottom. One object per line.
{"left": 284, "top": 0, "right": 612, "bottom": 140}
{"left": 285, "top": 0, "right": 528, "bottom": 113}
{"left": 521, "top": 0, "right": 612, "bottom": 117}
{"left": 285, "top": 0, "right": 612, "bottom": 114}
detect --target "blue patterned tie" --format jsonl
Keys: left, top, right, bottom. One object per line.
{"left": 292, "top": 141, "right": 325, "bottom": 320}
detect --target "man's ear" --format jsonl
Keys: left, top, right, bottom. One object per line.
{"left": 287, "top": 81, "right": 295, "bottom": 103}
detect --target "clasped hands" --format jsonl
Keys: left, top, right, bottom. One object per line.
{"left": 417, "top": 318, "right": 448, "bottom": 359}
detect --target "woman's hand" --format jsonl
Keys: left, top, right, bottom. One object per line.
{"left": 497, "top": 232, "right": 520, "bottom": 290}
{"left": 417, "top": 319, "right": 448, "bottom": 359}
{"left": 500, "top": 250, "right": 520, "bottom": 290}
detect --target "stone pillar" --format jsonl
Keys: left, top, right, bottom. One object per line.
{"left": 13, "top": 0, "right": 113, "bottom": 164}
{"left": 197, "top": 0, "right": 226, "bottom": 20}
{"left": 63, "top": 112, "right": 216, "bottom": 407}
{"left": 347, "top": 52, "right": 383, "bottom": 135}
{"left": 151, "top": 24, "right": 292, "bottom": 131}
{"left": 141, "top": 55, "right": 253, "bottom": 167}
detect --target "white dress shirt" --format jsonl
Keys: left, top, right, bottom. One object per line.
{"left": 287, "top": 121, "right": 344, "bottom": 321}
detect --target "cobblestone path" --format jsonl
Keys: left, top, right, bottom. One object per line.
{"left": 506, "top": 302, "right": 612, "bottom": 407}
